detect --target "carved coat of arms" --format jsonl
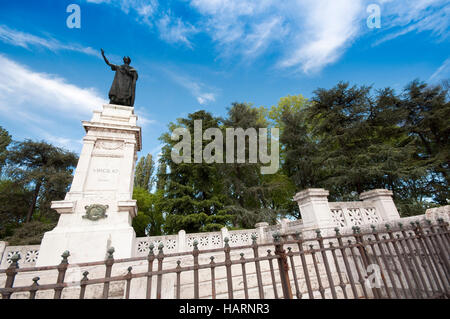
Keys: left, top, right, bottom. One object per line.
{"left": 83, "top": 204, "right": 109, "bottom": 221}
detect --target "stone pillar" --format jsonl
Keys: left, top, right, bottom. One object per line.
{"left": 359, "top": 189, "right": 400, "bottom": 222}
{"left": 0, "top": 241, "right": 7, "bottom": 265}
{"left": 177, "top": 230, "right": 186, "bottom": 252}
{"left": 293, "top": 188, "right": 334, "bottom": 229}
{"left": 255, "top": 222, "right": 268, "bottom": 244}
{"left": 37, "top": 104, "right": 142, "bottom": 266}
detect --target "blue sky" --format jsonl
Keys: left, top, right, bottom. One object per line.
{"left": 0, "top": 0, "right": 449, "bottom": 159}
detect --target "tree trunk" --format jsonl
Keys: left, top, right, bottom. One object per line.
{"left": 26, "top": 180, "right": 41, "bottom": 223}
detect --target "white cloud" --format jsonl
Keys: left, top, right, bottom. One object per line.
{"left": 0, "top": 55, "right": 107, "bottom": 152}
{"left": 86, "top": 0, "right": 158, "bottom": 24}
{"left": 373, "top": 0, "right": 450, "bottom": 45}
{"left": 86, "top": 0, "right": 450, "bottom": 74}
{"left": 156, "top": 13, "right": 197, "bottom": 48}
{"left": 429, "top": 57, "right": 450, "bottom": 82}
{"left": 189, "top": 0, "right": 365, "bottom": 73}
{"left": 0, "top": 55, "right": 106, "bottom": 119}
{"left": 0, "top": 25, "right": 99, "bottom": 57}
{"left": 278, "top": 0, "right": 364, "bottom": 73}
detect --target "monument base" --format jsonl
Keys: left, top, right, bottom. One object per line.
{"left": 36, "top": 225, "right": 136, "bottom": 266}
{"left": 36, "top": 104, "right": 142, "bottom": 266}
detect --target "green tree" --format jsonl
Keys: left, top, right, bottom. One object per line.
{"left": 221, "top": 103, "right": 289, "bottom": 227}
{"left": 5, "top": 140, "right": 78, "bottom": 223}
{"left": 0, "top": 126, "right": 12, "bottom": 177}
{"left": 400, "top": 80, "right": 450, "bottom": 205}
{"left": 155, "top": 161, "right": 167, "bottom": 191}
{"left": 134, "top": 153, "right": 155, "bottom": 191}
{"left": 132, "top": 187, "right": 165, "bottom": 236}
{"left": 159, "top": 110, "right": 233, "bottom": 233}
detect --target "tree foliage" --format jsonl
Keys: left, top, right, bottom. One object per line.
{"left": 5, "top": 140, "right": 78, "bottom": 223}
{"left": 134, "top": 153, "right": 155, "bottom": 191}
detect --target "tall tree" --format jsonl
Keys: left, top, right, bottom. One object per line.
{"left": 159, "top": 110, "right": 233, "bottom": 233}
{"left": 132, "top": 187, "right": 165, "bottom": 236}
{"left": 222, "top": 103, "right": 288, "bottom": 227}
{"left": 134, "top": 153, "right": 155, "bottom": 191}
{"left": 0, "top": 126, "right": 11, "bottom": 177}
{"left": 401, "top": 80, "right": 450, "bottom": 204}
{"left": 5, "top": 140, "right": 78, "bottom": 223}
{"left": 155, "top": 161, "right": 167, "bottom": 192}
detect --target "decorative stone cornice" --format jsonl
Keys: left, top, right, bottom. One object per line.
{"left": 293, "top": 188, "right": 329, "bottom": 203}
{"left": 359, "top": 189, "right": 393, "bottom": 201}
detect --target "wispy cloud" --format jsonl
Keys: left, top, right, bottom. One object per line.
{"left": 0, "top": 55, "right": 106, "bottom": 119}
{"left": 156, "top": 12, "right": 197, "bottom": 48}
{"left": 0, "top": 55, "right": 107, "bottom": 152}
{"left": 162, "top": 68, "right": 217, "bottom": 105}
{"left": 0, "top": 25, "right": 99, "bottom": 57}
{"left": 278, "top": 0, "right": 364, "bottom": 73}
{"left": 373, "top": 0, "right": 450, "bottom": 46}
{"left": 86, "top": 0, "right": 450, "bottom": 74}
{"left": 429, "top": 57, "right": 450, "bottom": 82}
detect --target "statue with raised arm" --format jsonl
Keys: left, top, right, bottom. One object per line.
{"left": 101, "top": 48, "right": 138, "bottom": 107}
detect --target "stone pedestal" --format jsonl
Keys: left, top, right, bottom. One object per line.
{"left": 359, "top": 189, "right": 400, "bottom": 221}
{"left": 293, "top": 188, "right": 334, "bottom": 229}
{"left": 36, "top": 104, "right": 142, "bottom": 266}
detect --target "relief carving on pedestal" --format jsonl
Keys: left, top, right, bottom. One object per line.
{"left": 82, "top": 204, "right": 109, "bottom": 221}
{"left": 95, "top": 140, "right": 124, "bottom": 150}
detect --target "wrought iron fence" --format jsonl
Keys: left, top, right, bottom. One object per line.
{"left": 1, "top": 219, "right": 449, "bottom": 299}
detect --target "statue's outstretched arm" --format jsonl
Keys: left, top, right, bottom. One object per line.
{"left": 101, "top": 48, "right": 112, "bottom": 67}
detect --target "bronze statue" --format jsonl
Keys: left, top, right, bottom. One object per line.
{"left": 101, "top": 48, "right": 138, "bottom": 107}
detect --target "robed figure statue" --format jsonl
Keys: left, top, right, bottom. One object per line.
{"left": 101, "top": 48, "right": 138, "bottom": 107}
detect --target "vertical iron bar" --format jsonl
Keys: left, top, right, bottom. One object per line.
{"left": 354, "top": 227, "right": 382, "bottom": 299}
{"left": 176, "top": 260, "right": 181, "bottom": 299}
{"left": 251, "top": 235, "right": 264, "bottom": 299}
{"left": 29, "top": 277, "right": 39, "bottom": 300}
{"left": 146, "top": 243, "right": 155, "bottom": 299}
{"left": 371, "top": 228, "right": 401, "bottom": 298}
{"left": 316, "top": 230, "right": 337, "bottom": 299}
{"left": 224, "top": 237, "right": 233, "bottom": 299}
{"left": 329, "top": 241, "right": 348, "bottom": 299}
{"left": 412, "top": 222, "right": 444, "bottom": 294}
{"left": 295, "top": 232, "right": 314, "bottom": 299}
{"left": 408, "top": 230, "right": 438, "bottom": 295}
{"left": 210, "top": 256, "right": 216, "bottom": 299}
{"left": 2, "top": 253, "right": 19, "bottom": 299}
{"left": 273, "top": 233, "right": 293, "bottom": 299}
{"left": 156, "top": 243, "right": 164, "bottom": 299}
{"left": 193, "top": 240, "right": 200, "bottom": 299}
{"left": 386, "top": 226, "right": 416, "bottom": 298}
{"left": 365, "top": 237, "right": 391, "bottom": 298}
{"left": 347, "top": 239, "right": 369, "bottom": 299}
{"left": 426, "top": 222, "right": 450, "bottom": 281}
{"left": 240, "top": 253, "right": 249, "bottom": 299}
{"left": 401, "top": 228, "right": 431, "bottom": 297}
{"left": 267, "top": 249, "right": 279, "bottom": 299}
{"left": 79, "top": 271, "right": 89, "bottom": 299}
{"left": 420, "top": 226, "right": 449, "bottom": 293}
{"left": 102, "top": 248, "right": 115, "bottom": 299}
{"left": 336, "top": 229, "right": 359, "bottom": 298}
{"left": 54, "top": 251, "right": 70, "bottom": 299}
{"left": 125, "top": 267, "right": 132, "bottom": 299}
{"left": 381, "top": 234, "right": 408, "bottom": 296}
{"left": 287, "top": 247, "right": 302, "bottom": 299}
{"left": 309, "top": 244, "right": 325, "bottom": 299}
